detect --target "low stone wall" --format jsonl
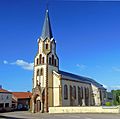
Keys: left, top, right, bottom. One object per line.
{"left": 49, "top": 106, "right": 120, "bottom": 114}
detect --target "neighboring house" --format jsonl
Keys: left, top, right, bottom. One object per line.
{"left": 106, "top": 92, "right": 113, "bottom": 104}
{"left": 12, "top": 92, "right": 32, "bottom": 111}
{"left": 0, "top": 87, "right": 12, "bottom": 112}
{"left": 31, "top": 9, "right": 106, "bottom": 113}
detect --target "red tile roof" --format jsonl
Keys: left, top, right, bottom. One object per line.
{"left": 12, "top": 92, "right": 32, "bottom": 99}
{"left": 0, "top": 88, "right": 12, "bottom": 94}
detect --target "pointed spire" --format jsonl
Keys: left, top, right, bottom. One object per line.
{"left": 41, "top": 9, "right": 53, "bottom": 40}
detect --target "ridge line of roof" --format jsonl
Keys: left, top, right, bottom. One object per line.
{"left": 59, "top": 70, "right": 105, "bottom": 89}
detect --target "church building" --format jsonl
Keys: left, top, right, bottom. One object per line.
{"left": 32, "top": 9, "right": 106, "bottom": 113}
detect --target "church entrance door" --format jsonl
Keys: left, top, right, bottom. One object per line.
{"left": 37, "top": 100, "right": 41, "bottom": 112}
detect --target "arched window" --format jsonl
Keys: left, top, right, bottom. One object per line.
{"left": 49, "top": 57, "right": 51, "bottom": 65}
{"left": 37, "top": 69, "right": 39, "bottom": 76}
{"left": 85, "top": 87, "right": 89, "bottom": 106}
{"left": 78, "top": 87, "right": 80, "bottom": 97}
{"left": 73, "top": 86, "right": 76, "bottom": 99}
{"left": 52, "top": 55, "right": 54, "bottom": 65}
{"left": 42, "top": 57, "right": 44, "bottom": 64}
{"left": 39, "top": 54, "right": 42, "bottom": 64}
{"left": 85, "top": 87, "right": 87, "bottom": 98}
{"left": 64, "top": 85, "right": 68, "bottom": 99}
{"left": 78, "top": 86, "right": 80, "bottom": 104}
{"left": 81, "top": 87, "right": 83, "bottom": 99}
{"left": 40, "top": 68, "right": 43, "bottom": 76}
{"left": 70, "top": 85, "right": 72, "bottom": 102}
{"left": 78, "top": 86, "right": 82, "bottom": 106}
{"left": 36, "top": 58, "right": 39, "bottom": 65}
{"left": 85, "top": 87, "right": 89, "bottom": 98}
{"left": 46, "top": 44, "right": 48, "bottom": 49}
{"left": 100, "top": 90, "right": 102, "bottom": 102}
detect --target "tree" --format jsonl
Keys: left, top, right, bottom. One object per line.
{"left": 111, "top": 90, "right": 120, "bottom": 105}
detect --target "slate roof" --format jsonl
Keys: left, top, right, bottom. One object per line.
{"left": 41, "top": 9, "right": 53, "bottom": 40}
{"left": 59, "top": 70, "right": 105, "bottom": 90}
{"left": 12, "top": 92, "right": 32, "bottom": 99}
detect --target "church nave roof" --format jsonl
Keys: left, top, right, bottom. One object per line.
{"left": 59, "top": 70, "right": 106, "bottom": 90}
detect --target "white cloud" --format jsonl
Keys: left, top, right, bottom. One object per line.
{"left": 11, "top": 60, "right": 34, "bottom": 71}
{"left": 3, "top": 59, "right": 34, "bottom": 71}
{"left": 3, "top": 60, "right": 8, "bottom": 64}
{"left": 76, "top": 64, "right": 87, "bottom": 70}
{"left": 112, "top": 67, "right": 120, "bottom": 72}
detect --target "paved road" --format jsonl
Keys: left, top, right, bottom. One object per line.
{"left": 0, "top": 111, "right": 120, "bottom": 119}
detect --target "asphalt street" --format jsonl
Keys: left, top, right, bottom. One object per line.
{"left": 0, "top": 111, "right": 120, "bottom": 119}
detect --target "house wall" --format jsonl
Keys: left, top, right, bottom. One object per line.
{"left": 0, "top": 93, "right": 12, "bottom": 111}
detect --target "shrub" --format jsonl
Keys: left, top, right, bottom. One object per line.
{"left": 105, "top": 102, "right": 112, "bottom": 106}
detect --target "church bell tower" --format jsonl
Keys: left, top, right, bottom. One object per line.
{"left": 32, "top": 9, "right": 59, "bottom": 113}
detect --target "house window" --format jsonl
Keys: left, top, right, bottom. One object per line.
{"left": 39, "top": 54, "right": 42, "bottom": 64}
{"left": 52, "top": 55, "right": 54, "bottom": 65}
{"left": 64, "top": 85, "right": 68, "bottom": 99}
{"left": 46, "top": 44, "right": 48, "bottom": 49}
{"left": 6, "top": 96, "right": 9, "bottom": 100}
{"left": 5, "top": 103, "right": 9, "bottom": 107}
{"left": 73, "top": 86, "right": 76, "bottom": 99}
{"left": 49, "top": 57, "right": 51, "bottom": 65}
{"left": 0, "top": 103, "right": 4, "bottom": 108}
{"left": 37, "top": 69, "right": 39, "bottom": 76}
{"left": 40, "top": 68, "right": 43, "bottom": 76}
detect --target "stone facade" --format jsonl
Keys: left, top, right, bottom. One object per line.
{"left": 32, "top": 9, "right": 106, "bottom": 113}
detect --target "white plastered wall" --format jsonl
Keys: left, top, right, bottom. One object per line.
{"left": 52, "top": 71, "right": 61, "bottom": 107}
{"left": 0, "top": 93, "right": 12, "bottom": 108}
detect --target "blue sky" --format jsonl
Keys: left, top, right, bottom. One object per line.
{"left": 0, "top": 0, "right": 120, "bottom": 92}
